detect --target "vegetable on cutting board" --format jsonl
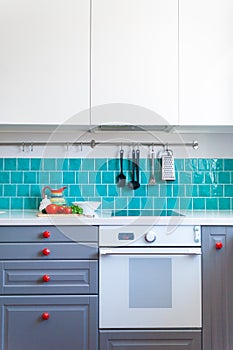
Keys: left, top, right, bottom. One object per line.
{"left": 70, "top": 205, "right": 83, "bottom": 215}
{"left": 45, "top": 204, "right": 59, "bottom": 214}
{"left": 43, "top": 204, "right": 83, "bottom": 215}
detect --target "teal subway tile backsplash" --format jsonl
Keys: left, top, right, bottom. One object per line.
{"left": 49, "top": 172, "right": 63, "bottom": 184}
{"left": 11, "top": 172, "right": 23, "bottom": 184}
{"left": 206, "top": 198, "right": 218, "bottom": 210}
{"left": 17, "top": 185, "right": 30, "bottom": 197}
{"left": 219, "top": 198, "right": 231, "bottom": 210}
{"left": 69, "top": 159, "right": 81, "bottom": 170}
{"left": 31, "top": 158, "right": 41, "bottom": 170}
{"left": 0, "top": 198, "right": 9, "bottom": 209}
{"left": 4, "top": 158, "right": 16, "bottom": 171}
{"left": 0, "top": 172, "right": 10, "bottom": 184}
{"left": 24, "top": 172, "right": 37, "bottom": 184}
{"left": 0, "top": 157, "right": 233, "bottom": 212}
{"left": 199, "top": 185, "right": 211, "bottom": 197}
{"left": 18, "top": 158, "right": 30, "bottom": 170}
{"left": 4, "top": 185, "right": 16, "bottom": 197}
{"left": 44, "top": 158, "right": 56, "bottom": 171}
{"left": 224, "top": 159, "right": 233, "bottom": 170}
{"left": 193, "top": 198, "right": 205, "bottom": 210}
{"left": 63, "top": 171, "right": 75, "bottom": 184}
{"left": 219, "top": 171, "right": 231, "bottom": 183}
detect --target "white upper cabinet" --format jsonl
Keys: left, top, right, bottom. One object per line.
{"left": 179, "top": 0, "right": 233, "bottom": 125}
{"left": 0, "top": 0, "right": 90, "bottom": 125}
{"left": 91, "top": 0, "right": 179, "bottom": 126}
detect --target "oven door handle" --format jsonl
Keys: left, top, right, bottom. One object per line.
{"left": 99, "top": 248, "right": 202, "bottom": 255}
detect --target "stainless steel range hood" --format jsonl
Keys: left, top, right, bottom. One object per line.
{"left": 91, "top": 124, "right": 175, "bottom": 133}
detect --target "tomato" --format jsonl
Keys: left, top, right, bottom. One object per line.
{"left": 63, "top": 206, "right": 72, "bottom": 214}
{"left": 57, "top": 205, "right": 66, "bottom": 214}
{"left": 45, "top": 204, "right": 59, "bottom": 214}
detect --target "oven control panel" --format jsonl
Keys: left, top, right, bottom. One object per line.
{"left": 118, "top": 232, "right": 135, "bottom": 241}
{"left": 99, "top": 225, "right": 201, "bottom": 247}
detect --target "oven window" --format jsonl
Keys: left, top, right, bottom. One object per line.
{"left": 129, "top": 258, "right": 172, "bottom": 308}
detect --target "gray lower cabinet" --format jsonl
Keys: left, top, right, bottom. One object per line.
{"left": 99, "top": 330, "right": 202, "bottom": 350}
{"left": 0, "top": 295, "right": 97, "bottom": 350}
{"left": 202, "top": 226, "right": 233, "bottom": 350}
{"left": 0, "top": 225, "right": 98, "bottom": 350}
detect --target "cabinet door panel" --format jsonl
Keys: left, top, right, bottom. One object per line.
{"left": 179, "top": 0, "right": 233, "bottom": 125}
{"left": 91, "top": 0, "right": 178, "bottom": 125}
{"left": 0, "top": 260, "right": 98, "bottom": 294}
{"left": 0, "top": 296, "right": 98, "bottom": 350}
{"left": 0, "top": 0, "right": 90, "bottom": 125}
{"left": 202, "top": 226, "right": 233, "bottom": 350}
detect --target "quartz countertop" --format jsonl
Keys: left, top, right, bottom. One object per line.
{"left": 0, "top": 210, "right": 233, "bottom": 226}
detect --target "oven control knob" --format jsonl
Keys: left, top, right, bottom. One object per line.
{"left": 145, "top": 231, "right": 156, "bottom": 243}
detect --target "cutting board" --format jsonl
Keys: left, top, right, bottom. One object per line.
{"left": 37, "top": 213, "right": 94, "bottom": 218}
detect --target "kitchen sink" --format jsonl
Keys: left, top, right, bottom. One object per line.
{"left": 111, "top": 209, "right": 185, "bottom": 217}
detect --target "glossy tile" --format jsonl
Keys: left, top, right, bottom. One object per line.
{"left": 0, "top": 157, "right": 232, "bottom": 212}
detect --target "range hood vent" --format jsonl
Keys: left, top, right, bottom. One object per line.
{"left": 91, "top": 125, "right": 175, "bottom": 133}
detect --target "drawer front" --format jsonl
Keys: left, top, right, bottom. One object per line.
{"left": 0, "top": 260, "right": 98, "bottom": 295}
{"left": 0, "top": 242, "right": 98, "bottom": 260}
{"left": 0, "top": 225, "right": 98, "bottom": 242}
{"left": 99, "top": 330, "right": 201, "bottom": 350}
{"left": 0, "top": 295, "right": 98, "bottom": 350}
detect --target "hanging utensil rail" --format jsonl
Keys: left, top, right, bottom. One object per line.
{"left": 0, "top": 140, "right": 199, "bottom": 149}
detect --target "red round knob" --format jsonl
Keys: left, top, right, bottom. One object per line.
{"left": 216, "top": 242, "right": 223, "bottom": 249}
{"left": 42, "top": 312, "right": 50, "bottom": 320}
{"left": 43, "top": 231, "right": 50, "bottom": 238}
{"left": 42, "top": 274, "right": 51, "bottom": 282}
{"left": 42, "top": 248, "right": 50, "bottom": 256}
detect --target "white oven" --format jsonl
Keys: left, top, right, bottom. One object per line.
{"left": 99, "top": 225, "right": 202, "bottom": 329}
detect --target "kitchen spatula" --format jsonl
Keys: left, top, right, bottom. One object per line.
{"left": 117, "top": 149, "right": 126, "bottom": 187}
{"left": 148, "top": 148, "right": 156, "bottom": 185}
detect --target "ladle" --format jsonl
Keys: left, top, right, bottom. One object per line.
{"left": 128, "top": 149, "right": 140, "bottom": 190}
{"left": 134, "top": 149, "right": 141, "bottom": 190}
{"left": 128, "top": 150, "right": 137, "bottom": 190}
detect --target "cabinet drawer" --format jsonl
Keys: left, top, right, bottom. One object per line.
{"left": 0, "top": 225, "right": 98, "bottom": 242}
{"left": 100, "top": 330, "right": 202, "bottom": 350}
{"left": 0, "top": 295, "right": 98, "bottom": 350}
{"left": 0, "top": 242, "right": 98, "bottom": 260}
{"left": 0, "top": 260, "right": 98, "bottom": 295}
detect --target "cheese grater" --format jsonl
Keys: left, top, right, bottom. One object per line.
{"left": 161, "top": 150, "right": 176, "bottom": 181}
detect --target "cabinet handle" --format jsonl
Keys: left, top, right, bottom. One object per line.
{"left": 215, "top": 242, "right": 223, "bottom": 249}
{"left": 43, "top": 231, "right": 51, "bottom": 238}
{"left": 42, "top": 312, "right": 50, "bottom": 320}
{"left": 42, "top": 248, "right": 50, "bottom": 256}
{"left": 42, "top": 274, "right": 51, "bottom": 282}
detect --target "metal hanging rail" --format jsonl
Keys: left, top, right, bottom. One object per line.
{"left": 0, "top": 139, "right": 199, "bottom": 150}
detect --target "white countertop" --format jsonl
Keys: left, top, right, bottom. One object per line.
{"left": 0, "top": 210, "right": 233, "bottom": 226}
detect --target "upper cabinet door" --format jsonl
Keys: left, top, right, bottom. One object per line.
{"left": 91, "top": 0, "right": 178, "bottom": 126}
{"left": 179, "top": 0, "right": 233, "bottom": 125}
{"left": 0, "top": 0, "right": 90, "bottom": 125}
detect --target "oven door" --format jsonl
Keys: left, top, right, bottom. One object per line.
{"left": 99, "top": 247, "right": 202, "bottom": 329}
